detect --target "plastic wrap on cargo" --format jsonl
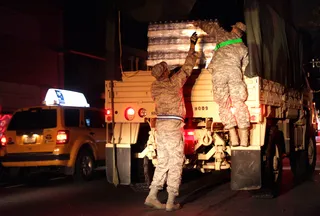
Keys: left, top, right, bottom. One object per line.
{"left": 147, "top": 21, "right": 216, "bottom": 69}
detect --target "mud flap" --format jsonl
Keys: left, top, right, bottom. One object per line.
{"left": 105, "top": 144, "right": 131, "bottom": 185}
{"left": 231, "top": 148, "right": 261, "bottom": 190}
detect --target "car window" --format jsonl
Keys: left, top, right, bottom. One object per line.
{"left": 84, "top": 110, "right": 105, "bottom": 128}
{"left": 7, "top": 108, "right": 57, "bottom": 130}
{"left": 64, "top": 109, "right": 80, "bottom": 127}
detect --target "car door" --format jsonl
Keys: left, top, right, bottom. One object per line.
{"left": 84, "top": 109, "right": 106, "bottom": 160}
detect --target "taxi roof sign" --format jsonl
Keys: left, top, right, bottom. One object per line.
{"left": 44, "top": 88, "right": 90, "bottom": 107}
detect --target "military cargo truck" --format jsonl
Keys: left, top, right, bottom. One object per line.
{"left": 104, "top": 0, "right": 317, "bottom": 197}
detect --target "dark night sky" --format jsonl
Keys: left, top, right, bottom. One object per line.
{"left": 63, "top": 0, "right": 247, "bottom": 53}
{"left": 62, "top": 0, "right": 320, "bottom": 105}
{"left": 64, "top": 0, "right": 319, "bottom": 53}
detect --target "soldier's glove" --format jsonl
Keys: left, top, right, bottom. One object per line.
{"left": 190, "top": 32, "right": 198, "bottom": 45}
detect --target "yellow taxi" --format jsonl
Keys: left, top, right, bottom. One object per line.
{"left": 0, "top": 89, "right": 106, "bottom": 181}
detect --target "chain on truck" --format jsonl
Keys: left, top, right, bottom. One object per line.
{"left": 104, "top": 1, "right": 317, "bottom": 197}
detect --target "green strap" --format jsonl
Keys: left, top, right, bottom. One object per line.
{"left": 214, "top": 38, "right": 243, "bottom": 51}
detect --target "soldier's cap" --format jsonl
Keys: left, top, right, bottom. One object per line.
{"left": 152, "top": 61, "right": 168, "bottom": 80}
{"left": 231, "top": 22, "right": 246, "bottom": 32}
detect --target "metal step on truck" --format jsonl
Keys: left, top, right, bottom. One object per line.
{"left": 104, "top": 1, "right": 317, "bottom": 197}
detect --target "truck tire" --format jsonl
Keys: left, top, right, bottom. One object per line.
{"left": 130, "top": 123, "right": 155, "bottom": 192}
{"left": 74, "top": 149, "right": 95, "bottom": 182}
{"left": 252, "top": 126, "right": 283, "bottom": 198}
{"left": 306, "top": 136, "right": 317, "bottom": 178}
{"left": 290, "top": 129, "right": 317, "bottom": 182}
{"left": 290, "top": 135, "right": 317, "bottom": 182}
{"left": 131, "top": 156, "right": 155, "bottom": 192}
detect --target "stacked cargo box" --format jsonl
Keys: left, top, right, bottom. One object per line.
{"left": 146, "top": 21, "right": 216, "bottom": 69}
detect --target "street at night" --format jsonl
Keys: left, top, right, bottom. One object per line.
{"left": 1, "top": 0, "right": 320, "bottom": 216}
{"left": 0, "top": 144, "right": 320, "bottom": 216}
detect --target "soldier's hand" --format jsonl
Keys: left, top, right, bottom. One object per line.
{"left": 190, "top": 32, "right": 198, "bottom": 45}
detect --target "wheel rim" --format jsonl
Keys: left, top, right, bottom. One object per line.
{"left": 273, "top": 145, "right": 280, "bottom": 182}
{"left": 308, "top": 138, "right": 315, "bottom": 166}
{"left": 81, "top": 156, "right": 93, "bottom": 176}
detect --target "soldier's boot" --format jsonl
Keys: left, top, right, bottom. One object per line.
{"left": 166, "top": 193, "right": 181, "bottom": 212}
{"left": 239, "top": 128, "right": 249, "bottom": 147}
{"left": 229, "top": 127, "right": 239, "bottom": 147}
{"left": 144, "top": 188, "right": 166, "bottom": 209}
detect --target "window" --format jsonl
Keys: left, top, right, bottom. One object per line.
{"left": 64, "top": 109, "right": 80, "bottom": 127}
{"left": 84, "top": 110, "right": 105, "bottom": 128}
{"left": 7, "top": 108, "right": 57, "bottom": 130}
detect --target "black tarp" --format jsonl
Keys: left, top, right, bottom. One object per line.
{"left": 244, "top": 0, "right": 306, "bottom": 89}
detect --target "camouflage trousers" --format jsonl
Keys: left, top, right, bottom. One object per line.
{"left": 211, "top": 67, "right": 250, "bottom": 129}
{"left": 149, "top": 119, "right": 185, "bottom": 196}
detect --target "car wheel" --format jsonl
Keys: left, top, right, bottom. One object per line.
{"left": 74, "top": 149, "right": 95, "bottom": 182}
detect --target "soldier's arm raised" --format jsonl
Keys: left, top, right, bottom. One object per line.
{"left": 172, "top": 32, "right": 199, "bottom": 87}
{"left": 194, "top": 20, "right": 225, "bottom": 37}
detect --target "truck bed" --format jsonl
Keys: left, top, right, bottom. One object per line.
{"left": 105, "top": 69, "right": 302, "bottom": 123}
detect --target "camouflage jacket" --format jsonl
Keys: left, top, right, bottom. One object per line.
{"left": 151, "top": 48, "right": 198, "bottom": 119}
{"left": 198, "top": 21, "right": 249, "bottom": 73}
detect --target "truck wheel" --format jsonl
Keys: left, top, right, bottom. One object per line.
{"left": 131, "top": 156, "right": 155, "bottom": 192}
{"left": 290, "top": 135, "right": 317, "bottom": 182}
{"left": 74, "top": 149, "right": 95, "bottom": 182}
{"left": 252, "top": 127, "right": 283, "bottom": 198}
{"left": 130, "top": 124, "right": 156, "bottom": 192}
{"left": 306, "top": 136, "right": 317, "bottom": 178}
{"left": 264, "top": 143, "right": 283, "bottom": 197}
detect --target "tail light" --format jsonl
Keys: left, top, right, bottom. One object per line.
{"left": 105, "top": 108, "right": 112, "bottom": 122}
{"left": 186, "top": 131, "right": 194, "bottom": 136}
{"left": 106, "top": 109, "right": 111, "bottom": 115}
{"left": 138, "top": 108, "right": 147, "bottom": 118}
{"left": 0, "top": 135, "right": 7, "bottom": 147}
{"left": 56, "top": 130, "right": 69, "bottom": 144}
{"left": 184, "top": 129, "right": 195, "bottom": 155}
{"left": 125, "top": 107, "right": 135, "bottom": 121}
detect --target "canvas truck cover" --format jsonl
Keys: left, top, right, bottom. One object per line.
{"left": 244, "top": 0, "right": 306, "bottom": 89}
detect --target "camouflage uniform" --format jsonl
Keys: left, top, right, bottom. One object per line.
{"left": 198, "top": 21, "right": 250, "bottom": 130}
{"left": 149, "top": 47, "right": 198, "bottom": 196}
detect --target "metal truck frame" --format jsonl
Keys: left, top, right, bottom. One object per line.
{"left": 104, "top": 68, "right": 316, "bottom": 196}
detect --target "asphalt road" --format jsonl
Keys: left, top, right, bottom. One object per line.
{"left": 0, "top": 145, "right": 319, "bottom": 216}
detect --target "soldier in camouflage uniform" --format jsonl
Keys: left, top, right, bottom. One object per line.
{"left": 194, "top": 20, "right": 250, "bottom": 147}
{"left": 144, "top": 32, "right": 199, "bottom": 212}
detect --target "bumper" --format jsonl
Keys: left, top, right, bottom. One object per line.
{"left": 0, "top": 153, "right": 70, "bottom": 167}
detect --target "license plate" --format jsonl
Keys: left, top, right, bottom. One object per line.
{"left": 24, "top": 137, "right": 36, "bottom": 144}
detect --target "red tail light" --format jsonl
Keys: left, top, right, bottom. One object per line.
{"left": 105, "top": 108, "right": 112, "bottom": 121}
{"left": 184, "top": 129, "right": 195, "bottom": 155}
{"left": 56, "top": 130, "right": 69, "bottom": 144}
{"left": 0, "top": 135, "right": 7, "bottom": 147}
{"left": 106, "top": 109, "right": 111, "bottom": 115}
{"left": 186, "top": 131, "right": 194, "bottom": 136}
{"left": 125, "top": 107, "right": 135, "bottom": 121}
